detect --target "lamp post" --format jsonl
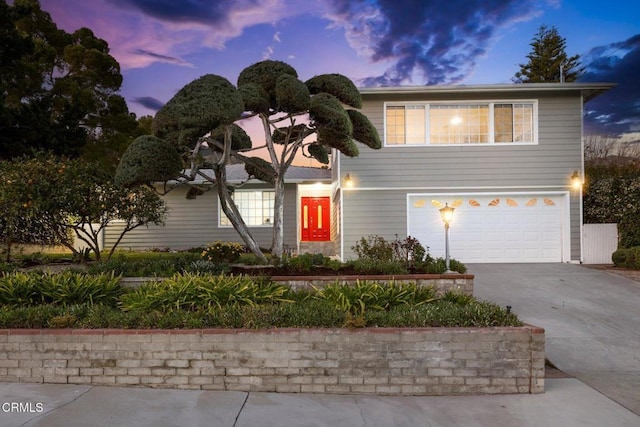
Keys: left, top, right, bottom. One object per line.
{"left": 439, "top": 203, "right": 456, "bottom": 274}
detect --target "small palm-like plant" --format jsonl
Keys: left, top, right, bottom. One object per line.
{"left": 119, "top": 273, "right": 292, "bottom": 312}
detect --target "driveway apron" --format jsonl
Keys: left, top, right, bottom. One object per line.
{"left": 470, "top": 263, "right": 640, "bottom": 415}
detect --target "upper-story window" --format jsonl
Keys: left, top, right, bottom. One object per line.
{"left": 384, "top": 101, "right": 537, "bottom": 146}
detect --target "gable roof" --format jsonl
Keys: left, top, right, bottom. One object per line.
{"left": 359, "top": 82, "right": 615, "bottom": 102}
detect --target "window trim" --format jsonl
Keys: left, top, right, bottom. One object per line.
{"left": 383, "top": 99, "right": 538, "bottom": 147}
{"left": 218, "top": 190, "right": 275, "bottom": 228}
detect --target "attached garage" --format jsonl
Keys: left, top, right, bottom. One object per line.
{"left": 407, "top": 193, "right": 569, "bottom": 263}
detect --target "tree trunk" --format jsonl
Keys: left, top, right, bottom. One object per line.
{"left": 213, "top": 166, "right": 267, "bottom": 263}
{"left": 271, "top": 175, "right": 285, "bottom": 260}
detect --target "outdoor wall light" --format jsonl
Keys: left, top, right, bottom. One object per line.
{"left": 571, "top": 170, "right": 582, "bottom": 190}
{"left": 344, "top": 173, "right": 353, "bottom": 187}
{"left": 439, "top": 203, "right": 456, "bottom": 274}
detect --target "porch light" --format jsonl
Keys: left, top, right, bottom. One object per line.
{"left": 571, "top": 170, "right": 582, "bottom": 190}
{"left": 344, "top": 174, "right": 353, "bottom": 187}
{"left": 439, "top": 203, "right": 456, "bottom": 274}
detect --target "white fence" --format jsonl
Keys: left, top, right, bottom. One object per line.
{"left": 583, "top": 223, "right": 618, "bottom": 264}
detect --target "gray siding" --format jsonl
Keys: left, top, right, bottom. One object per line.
{"left": 342, "top": 190, "right": 407, "bottom": 260}
{"left": 570, "top": 195, "right": 581, "bottom": 260}
{"left": 342, "top": 92, "right": 582, "bottom": 188}
{"left": 104, "top": 184, "right": 298, "bottom": 251}
{"left": 340, "top": 89, "right": 585, "bottom": 262}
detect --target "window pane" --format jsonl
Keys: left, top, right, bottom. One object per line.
{"left": 386, "top": 106, "right": 405, "bottom": 145}
{"left": 494, "top": 103, "right": 533, "bottom": 143}
{"left": 220, "top": 191, "right": 275, "bottom": 226}
{"left": 514, "top": 104, "right": 533, "bottom": 142}
{"left": 405, "top": 105, "right": 426, "bottom": 144}
{"left": 494, "top": 104, "right": 513, "bottom": 142}
{"left": 430, "top": 105, "right": 489, "bottom": 144}
{"left": 386, "top": 105, "right": 425, "bottom": 145}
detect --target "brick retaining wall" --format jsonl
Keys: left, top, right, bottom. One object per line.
{"left": 0, "top": 325, "right": 543, "bottom": 395}
{"left": 272, "top": 274, "right": 474, "bottom": 296}
{"left": 121, "top": 274, "right": 474, "bottom": 296}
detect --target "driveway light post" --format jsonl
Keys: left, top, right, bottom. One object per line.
{"left": 439, "top": 203, "right": 456, "bottom": 274}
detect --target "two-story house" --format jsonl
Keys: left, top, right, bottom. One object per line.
{"left": 104, "top": 82, "right": 612, "bottom": 263}
{"left": 333, "top": 83, "right": 613, "bottom": 263}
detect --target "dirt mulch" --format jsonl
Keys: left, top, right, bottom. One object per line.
{"left": 581, "top": 264, "right": 640, "bottom": 283}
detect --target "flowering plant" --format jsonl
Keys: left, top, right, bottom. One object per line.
{"left": 201, "top": 241, "right": 244, "bottom": 263}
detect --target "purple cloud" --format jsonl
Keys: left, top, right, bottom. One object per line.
{"left": 132, "top": 96, "right": 165, "bottom": 111}
{"left": 581, "top": 34, "right": 640, "bottom": 135}
{"left": 323, "top": 0, "right": 545, "bottom": 86}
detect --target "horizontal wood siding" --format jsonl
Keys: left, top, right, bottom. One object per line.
{"left": 342, "top": 190, "right": 407, "bottom": 260}
{"left": 104, "top": 184, "right": 297, "bottom": 251}
{"left": 343, "top": 91, "right": 582, "bottom": 188}
{"left": 571, "top": 195, "right": 581, "bottom": 260}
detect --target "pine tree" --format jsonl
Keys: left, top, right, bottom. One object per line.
{"left": 514, "top": 25, "right": 583, "bottom": 83}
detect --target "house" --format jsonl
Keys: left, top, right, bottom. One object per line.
{"left": 334, "top": 82, "right": 614, "bottom": 263}
{"left": 103, "top": 165, "right": 334, "bottom": 255}
{"left": 107, "top": 82, "right": 613, "bottom": 263}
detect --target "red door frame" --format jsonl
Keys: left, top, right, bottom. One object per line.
{"left": 301, "top": 197, "right": 330, "bottom": 241}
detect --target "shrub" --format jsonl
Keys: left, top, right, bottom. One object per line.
{"left": 0, "top": 272, "right": 42, "bottom": 306}
{"left": 37, "top": 271, "right": 123, "bottom": 307}
{"left": 0, "top": 271, "right": 123, "bottom": 307}
{"left": 351, "top": 234, "right": 466, "bottom": 273}
{"left": 391, "top": 235, "right": 428, "bottom": 268}
{"left": 423, "top": 258, "right": 468, "bottom": 274}
{"left": 119, "top": 273, "right": 292, "bottom": 312}
{"left": 612, "top": 247, "right": 640, "bottom": 269}
{"left": 351, "top": 235, "right": 394, "bottom": 262}
{"left": 185, "top": 260, "right": 230, "bottom": 275}
{"left": 314, "top": 280, "right": 436, "bottom": 315}
{"left": 351, "top": 259, "right": 408, "bottom": 275}
{"left": 87, "top": 252, "right": 200, "bottom": 277}
{"left": 279, "top": 252, "right": 332, "bottom": 274}
{"left": 201, "top": 241, "right": 244, "bottom": 263}
{"left": 0, "top": 262, "right": 18, "bottom": 274}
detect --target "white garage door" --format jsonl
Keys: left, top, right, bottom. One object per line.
{"left": 407, "top": 194, "right": 566, "bottom": 263}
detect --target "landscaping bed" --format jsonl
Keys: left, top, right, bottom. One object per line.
{"left": 0, "top": 249, "right": 545, "bottom": 396}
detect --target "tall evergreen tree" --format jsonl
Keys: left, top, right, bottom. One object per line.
{"left": 514, "top": 25, "right": 583, "bottom": 83}
{"left": 0, "top": 0, "right": 138, "bottom": 161}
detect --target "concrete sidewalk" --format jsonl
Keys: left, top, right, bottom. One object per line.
{"left": 1, "top": 379, "right": 639, "bottom": 427}
{"left": 1, "top": 263, "right": 639, "bottom": 426}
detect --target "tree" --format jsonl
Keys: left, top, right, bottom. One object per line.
{"left": 0, "top": 155, "right": 167, "bottom": 261}
{"left": 115, "top": 60, "right": 381, "bottom": 260}
{"left": 514, "top": 25, "right": 583, "bottom": 83}
{"left": 0, "top": 0, "right": 137, "bottom": 161}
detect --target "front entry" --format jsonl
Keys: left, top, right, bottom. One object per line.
{"left": 301, "top": 197, "right": 330, "bottom": 241}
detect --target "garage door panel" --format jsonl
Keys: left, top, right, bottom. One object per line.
{"left": 505, "top": 232, "right": 519, "bottom": 242}
{"left": 408, "top": 194, "right": 565, "bottom": 263}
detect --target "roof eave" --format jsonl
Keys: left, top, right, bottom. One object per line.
{"left": 358, "top": 82, "right": 617, "bottom": 102}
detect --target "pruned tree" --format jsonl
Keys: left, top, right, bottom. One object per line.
{"left": 514, "top": 25, "right": 583, "bottom": 83}
{"left": 115, "top": 60, "right": 381, "bottom": 260}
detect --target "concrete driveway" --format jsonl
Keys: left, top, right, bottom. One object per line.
{"left": 470, "top": 263, "right": 640, "bottom": 416}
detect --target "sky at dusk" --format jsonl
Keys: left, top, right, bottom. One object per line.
{"left": 39, "top": 0, "right": 640, "bottom": 137}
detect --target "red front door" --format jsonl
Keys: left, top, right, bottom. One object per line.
{"left": 301, "top": 197, "right": 330, "bottom": 241}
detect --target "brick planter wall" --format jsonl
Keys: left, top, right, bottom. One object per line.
{"left": 272, "top": 274, "right": 474, "bottom": 296}
{"left": 121, "top": 274, "right": 474, "bottom": 296}
{"left": 0, "top": 325, "right": 544, "bottom": 395}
